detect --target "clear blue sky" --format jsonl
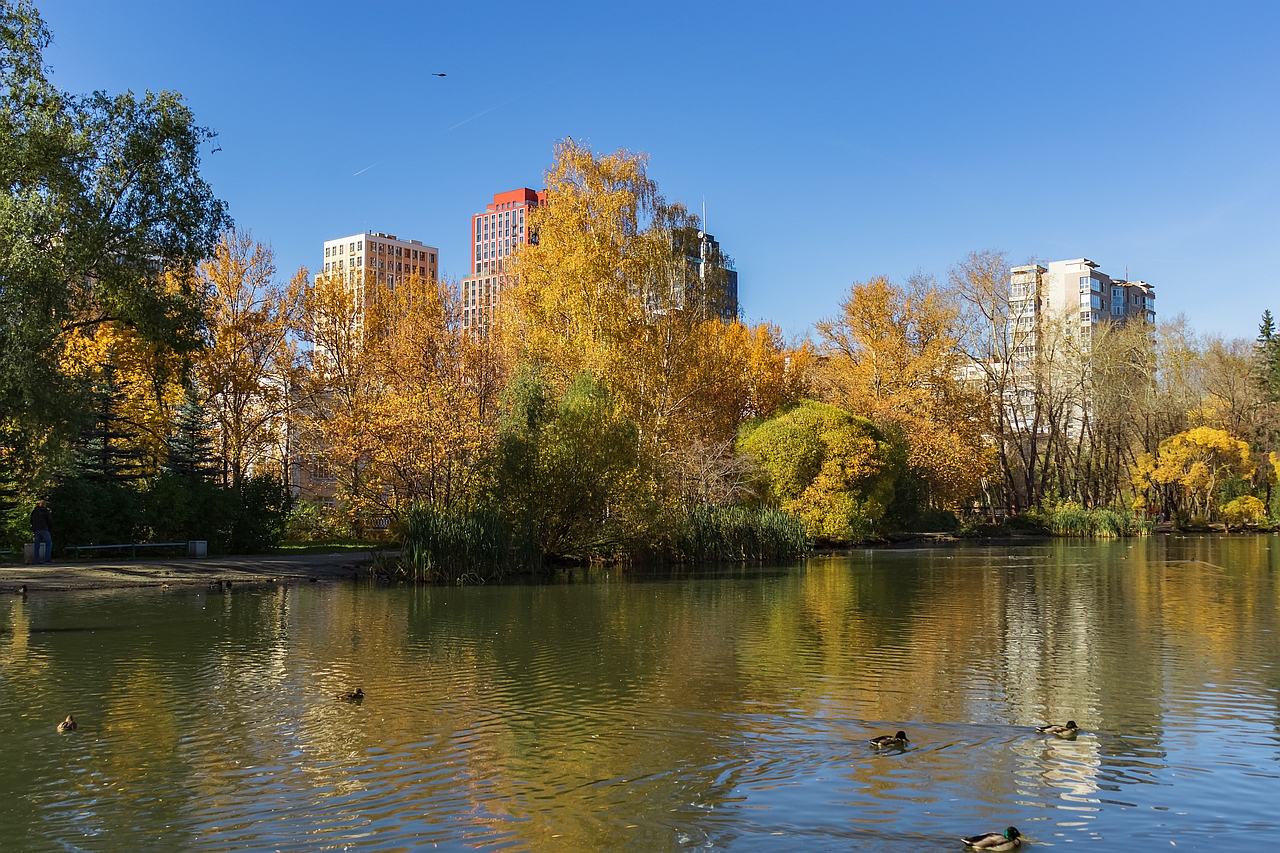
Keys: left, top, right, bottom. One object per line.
{"left": 38, "top": 0, "right": 1280, "bottom": 340}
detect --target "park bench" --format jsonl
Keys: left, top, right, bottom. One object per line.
{"left": 63, "top": 541, "right": 199, "bottom": 560}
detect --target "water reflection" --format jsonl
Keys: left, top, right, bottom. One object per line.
{"left": 0, "top": 535, "right": 1277, "bottom": 851}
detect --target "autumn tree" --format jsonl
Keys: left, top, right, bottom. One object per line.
{"left": 295, "top": 268, "right": 506, "bottom": 526}
{"left": 355, "top": 273, "right": 505, "bottom": 518}
{"left": 503, "top": 139, "right": 808, "bottom": 510}
{"left": 196, "top": 231, "right": 300, "bottom": 486}
{"left": 815, "top": 273, "right": 990, "bottom": 514}
{"left": 1132, "top": 426, "right": 1254, "bottom": 520}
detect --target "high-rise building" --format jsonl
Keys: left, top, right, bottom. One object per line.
{"left": 674, "top": 227, "right": 739, "bottom": 321}
{"left": 321, "top": 231, "right": 438, "bottom": 291}
{"left": 1009, "top": 258, "right": 1155, "bottom": 360}
{"left": 461, "top": 188, "right": 544, "bottom": 332}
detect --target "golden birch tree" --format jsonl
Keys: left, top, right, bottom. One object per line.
{"left": 196, "top": 230, "right": 300, "bottom": 485}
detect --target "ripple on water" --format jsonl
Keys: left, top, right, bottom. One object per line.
{"left": 1, "top": 541, "right": 1279, "bottom": 851}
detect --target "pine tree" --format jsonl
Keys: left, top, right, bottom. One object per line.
{"left": 1257, "top": 310, "right": 1280, "bottom": 402}
{"left": 73, "top": 365, "right": 149, "bottom": 484}
{"left": 165, "top": 388, "right": 218, "bottom": 481}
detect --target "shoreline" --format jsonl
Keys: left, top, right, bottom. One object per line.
{"left": 0, "top": 552, "right": 377, "bottom": 593}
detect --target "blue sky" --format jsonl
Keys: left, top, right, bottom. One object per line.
{"left": 38, "top": 1, "right": 1280, "bottom": 340}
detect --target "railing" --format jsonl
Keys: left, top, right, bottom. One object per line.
{"left": 64, "top": 542, "right": 189, "bottom": 560}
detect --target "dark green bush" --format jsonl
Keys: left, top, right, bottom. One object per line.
{"left": 26, "top": 473, "right": 292, "bottom": 556}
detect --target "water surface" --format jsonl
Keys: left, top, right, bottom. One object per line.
{"left": 2, "top": 535, "right": 1278, "bottom": 851}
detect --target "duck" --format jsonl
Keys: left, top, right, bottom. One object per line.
{"left": 869, "top": 730, "right": 909, "bottom": 748}
{"left": 1035, "top": 720, "right": 1079, "bottom": 737}
{"left": 56, "top": 715, "right": 77, "bottom": 733}
{"left": 961, "top": 826, "right": 1022, "bottom": 850}
{"left": 334, "top": 688, "right": 364, "bottom": 703}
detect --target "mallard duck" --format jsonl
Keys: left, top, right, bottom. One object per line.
{"left": 1035, "top": 720, "right": 1079, "bottom": 737}
{"left": 56, "top": 715, "right": 77, "bottom": 733}
{"left": 961, "top": 826, "right": 1022, "bottom": 850}
{"left": 870, "top": 730, "right": 909, "bottom": 748}
{"left": 334, "top": 688, "right": 364, "bottom": 702}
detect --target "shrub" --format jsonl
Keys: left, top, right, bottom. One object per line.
{"left": 738, "top": 400, "right": 900, "bottom": 543}
{"left": 284, "top": 498, "right": 353, "bottom": 542}
{"left": 1221, "top": 495, "right": 1266, "bottom": 529}
{"left": 1040, "top": 501, "right": 1148, "bottom": 538}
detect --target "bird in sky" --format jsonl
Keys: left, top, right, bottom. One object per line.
{"left": 432, "top": 73, "right": 446, "bottom": 77}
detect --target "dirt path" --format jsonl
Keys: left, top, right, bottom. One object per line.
{"left": 0, "top": 551, "right": 384, "bottom": 592}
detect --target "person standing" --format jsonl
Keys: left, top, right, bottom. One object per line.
{"left": 30, "top": 499, "right": 52, "bottom": 564}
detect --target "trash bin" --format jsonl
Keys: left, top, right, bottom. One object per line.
{"left": 187, "top": 540, "right": 208, "bottom": 559}
{"left": 23, "top": 543, "right": 35, "bottom": 564}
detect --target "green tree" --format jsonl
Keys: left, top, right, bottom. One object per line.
{"left": 738, "top": 400, "right": 899, "bottom": 542}
{"left": 1256, "top": 309, "right": 1280, "bottom": 402}
{"left": 1, "top": 0, "right": 228, "bottom": 482}
{"left": 490, "top": 369, "right": 648, "bottom": 559}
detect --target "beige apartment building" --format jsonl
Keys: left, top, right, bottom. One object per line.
{"left": 322, "top": 231, "right": 438, "bottom": 289}
{"left": 294, "top": 231, "right": 440, "bottom": 508}
{"left": 1009, "top": 258, "right": 1155, "bottom": 360}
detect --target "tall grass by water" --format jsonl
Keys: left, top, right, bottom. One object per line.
{"left": 1036, "top": 501, "right": 1150, "bottom": 537}
{"left": 674, "top": 505, "right": 810, "bottom": 562}
{"left": 398, "top": 505, "right": 538, "bottom": 583}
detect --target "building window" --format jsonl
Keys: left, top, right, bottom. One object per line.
{"left": 325, "top": 247, "right": 331, "bottom": 257}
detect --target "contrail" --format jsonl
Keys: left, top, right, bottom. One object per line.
{"left": 353, "top": 163, "right": 376, "bottom": 176}
{"left": 444, "top": 71, "right": 569, "bottom": 132}
{"left": 447, "top": 103, "right": 504, "bottom": 131}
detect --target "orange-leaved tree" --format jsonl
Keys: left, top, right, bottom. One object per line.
{"left": 815, "top": 274, "right": 989, "bottom": 511}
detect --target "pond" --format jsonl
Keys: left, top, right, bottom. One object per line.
{"left": 1, "top": 535, "right": 1277, "bottom": 851}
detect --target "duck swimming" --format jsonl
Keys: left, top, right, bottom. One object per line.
{"left": 961, "top": 826, "right": 1022, "bottom": 850}
{"left": 869, "top": 730, "right": 909, "bottom": 748}
{"left": 1035, "top": 720, "right": 1079, "bottom": 737}
{"left": 56, "top": 715, "right": 77, "bottom": 733}
{"left": 335, "top": 688, "right": 364, "bottom": 702}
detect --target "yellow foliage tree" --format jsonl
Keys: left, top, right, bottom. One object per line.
{"left": 60, "top": 316, "right": 188, "bottom": 476}
{"left": 1221, "top": 495, "right": 1266, "bottom": 529}
{"left": 297, "top": 268, "right": 504, "bottom": 525}
{"left": 504, "top": 139, "right": 809, "bottom": 503}
{"left": 815, "top": 274, "right": 990, "bottom": 510}
{"left": 196, "top": 231, "right": 300, "bottom": 485}
{"left": 357, "top": 274, "right": 505, "bottom": 517}
{"left": 1132, "top": 426, "right": 1254, "bottom": 519}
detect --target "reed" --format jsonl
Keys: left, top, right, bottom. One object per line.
{"left": 674, "top": 505, "right": 810, "bottom": 563}
{"left": 1038, "top": 502, "right": 1149, "bottom": 538}
{"left": 398, "top": 505, "right": 538, "bottom": 583}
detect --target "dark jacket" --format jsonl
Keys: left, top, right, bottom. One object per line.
{"left": 30, "top": 505, "right": 51, "bottom": 532}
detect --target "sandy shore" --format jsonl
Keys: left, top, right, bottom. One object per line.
{"left": 0, "top": 551, "right": 383, "bottom": 592}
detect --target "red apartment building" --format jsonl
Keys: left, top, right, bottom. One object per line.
{"left": 460, "top": 187, "right": 546, "bottom": 333}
